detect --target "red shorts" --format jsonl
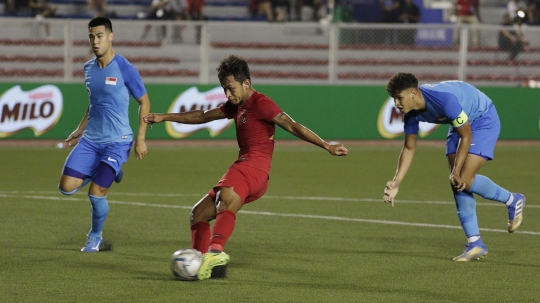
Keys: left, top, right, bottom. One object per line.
{"left": 207, "top": 162, "right": 269, "bottom": 204}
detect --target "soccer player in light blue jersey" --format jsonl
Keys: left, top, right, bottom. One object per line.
{"left": 382, "top": 73, "right": 525, "bottom": 262}
{"left": 58, "top": 17, "right": 151, "bottom": 252}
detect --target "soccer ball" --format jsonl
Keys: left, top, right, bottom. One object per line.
{"left": 170, "top": 248, "right": 203, "bottom": 281}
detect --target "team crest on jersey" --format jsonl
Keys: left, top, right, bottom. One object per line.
{"left": 105, "top": 77, "right": 117, "bottom": 85}
{"left": 240, "top": 114, "right": 248, "bottom": 124}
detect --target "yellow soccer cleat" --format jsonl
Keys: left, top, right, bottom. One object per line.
{"left": 197, "top": 251, "right": 230, "bottom": 280}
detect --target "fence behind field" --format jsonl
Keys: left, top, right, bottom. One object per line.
{"left": 0, "top": 18, "right": 538, "bottom": 86}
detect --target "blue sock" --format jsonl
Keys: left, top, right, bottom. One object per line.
{"left": 454, "top": 190, "right": 480, "bottom": 238}
{"left": 88, "top": 194, "right": 109, "bottom": 238}
{"left": 469, "top": 175, "right": 511, "bottom": 203}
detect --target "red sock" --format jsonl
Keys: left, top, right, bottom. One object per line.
{"left": 208, "top": 210, "right": 236, "bottom": 252}
{"left": 191, "top": 221, "right": 211, "bottom": 253}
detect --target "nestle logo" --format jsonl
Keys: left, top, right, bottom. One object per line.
{"left": 29, "top": 92, "right": 53, "bottom": 100}
{"left": 0, "top": 85, "right": 63, "bottom": 137}
{"left": 205, "top": 93, "right": 225, "bottom": 102}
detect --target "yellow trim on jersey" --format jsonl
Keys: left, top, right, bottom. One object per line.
{"left": 452, "top": 110, "right": 468, "bottom": 127}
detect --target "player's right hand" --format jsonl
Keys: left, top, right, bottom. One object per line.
{"left": 143, "top": 113, "right": 164, "bottom": 127}
{"left": 383, "top": 181, "right": 399, "bottom": 207}
{"left": 65, "top": 130, "right": 82, "bottom": 147}
{"left": 329, "top": 143, "right": 348, "bottom": 156}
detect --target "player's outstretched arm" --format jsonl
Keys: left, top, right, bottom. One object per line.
{"left": 65, "top": 106, "right": 89, "bottom": 147}
{"left": 143, "top": 108, "right": 227, "bottom": 126}
{"left": 273, "top": 112, "right": 348, "bottom": 156}
{"left": 383, "top": 133, "right": 417, "bottom": 207}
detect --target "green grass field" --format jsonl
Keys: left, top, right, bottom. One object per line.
{"left": 1, "top": 141, "right": 539, "bottom": 302}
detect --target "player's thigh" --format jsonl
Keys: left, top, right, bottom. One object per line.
{"left": 60, "top": 138, "right": 101, "bottom": 191}
{"left": 461, "top": 154, "right": 487, "bottom": 186}
{"left": 101, "top": 141, "right": 132, "bottom": 176}
{"left": 59, "top": 175, "right": 85, "bottom": 192}
{"left": 468, "top": 107, "right": 500, "bottom": 160}
{"left": 88, "top": 162, "right": 117, "bottom": 196}
{"left": 447, "top": 149, "right": 487, "bottom": 188}
{"left": 216, "top": 187, "right": 243, "bottom": 213}
{"left": 87, "top": 141, "right": 131, "bottom": 192}
{"left": 62, "top": 137, "right": 101, "bottom": 175}
{"left": 446, "top": 122, "right": 499, "bottom": 162}
{"left": 243, "top": 167, "right": 269, "bottom": 204}
{"left": 210, "top": 164, "right": 269, "bottom": 206}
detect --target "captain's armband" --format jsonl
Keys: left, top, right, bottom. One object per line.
{"left": 451, "top": 110, "right": 468, "bottom": 127}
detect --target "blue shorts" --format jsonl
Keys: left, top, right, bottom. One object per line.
{"left": 62, "top": 136, "right": 132, "bottom": 178}
{"left": 446, "top": 105, "right": 500, "bottom": 160}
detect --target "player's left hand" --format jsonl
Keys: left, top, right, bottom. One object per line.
{"left": 328, "top": 143, "right": 348, "bottom": 156}
{"left": 65, "top": 130, "right": 83, "bottom": 147}
{"left": 383, "top": 180, "right": 399, "bottom": 207}
{"left": 450, "top": 173, "right": 465, "bottom": 191}
{"left": 134, "top": 139, "right": 148, "bottom": 160}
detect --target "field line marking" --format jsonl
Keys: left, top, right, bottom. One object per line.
{"left": 2, "top": 190, "right": 538, "bottom": 208}
{"left": 1, "top": 192, "right": 539, "bottom": 235}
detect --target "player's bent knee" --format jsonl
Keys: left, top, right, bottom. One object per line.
{"left": 58, "top": 184, "right": 78, "bottom": 195}
{"left": 191, "top": 205, "right": 215, "bottom": 223}
{"left": 215, "top": 189, "right": 242, "bottom": 213}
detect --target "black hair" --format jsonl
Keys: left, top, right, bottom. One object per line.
{"left": 88, "top": 17, "right": 113, "bottom": 32}
{"left": 216, "top": 55, "right": 251, "bottom": 84}
{"left": 386, "top": 72, "right": 418, "bottom": 97}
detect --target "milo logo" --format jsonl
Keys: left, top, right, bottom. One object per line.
{"left": 0, "top": 85, "right": 63, "bottom": 138}
{"left": 377, "top": 97, "right": 439, "bottom": 138}
{"left": 166, "top": 86, "right": 233, "bottom": 138}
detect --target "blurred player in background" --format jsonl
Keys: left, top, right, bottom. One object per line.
{"left": 383, "top": 72, "right": 525, "bottom": 261}
{"left": 143, "top": 54, "right": 348, "bottom": 280}
{"left": 58, "top": 17, "right": 151, "bottom": 252}
{"left": 29, "top": 0, "right": 57, "bottom": 38}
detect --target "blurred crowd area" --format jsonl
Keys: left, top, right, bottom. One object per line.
{"left": 1, "top": 0, "right": 539, "bottom": 25}
{"left": 0, "top": 1, "right": 538, "bottom": 87}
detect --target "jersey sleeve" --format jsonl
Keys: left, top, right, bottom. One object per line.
{"left": 119, "top": 61, "right": 146, "bottom": 100}
{"left": 403, "top": 114, "right": 420, "bottom": 134}
{"left": 254, "top": 97, "right": 283, "bottom": 122}
{"left": 436, "top": 91, "right": 467, "bottom": 128}
{"left": 219, "top": 101, "right": 236, "bottom": 119}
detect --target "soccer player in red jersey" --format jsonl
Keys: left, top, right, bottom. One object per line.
{"left": 143, "top": 55, "right": 348, "bottom": 280}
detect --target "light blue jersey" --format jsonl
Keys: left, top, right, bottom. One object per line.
{"left": 83, "top": 54, "right": 146, "bottom": 143}
{"left": 403, "top": 80, "right": 493, "bottom": 135}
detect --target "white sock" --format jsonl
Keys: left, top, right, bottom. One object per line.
{"left": 505, "top": 194, "right": 514, "bottom": 206}
{"left": 468, "top": 236, "right": 480, "bottom": 243}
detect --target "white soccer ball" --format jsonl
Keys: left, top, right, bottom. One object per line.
{"left": 170, "top": 248, "right": 203, "bottom": 281}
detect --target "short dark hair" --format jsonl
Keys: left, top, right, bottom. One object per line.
{"left": 216, "top": 55, "right": 251, "bottom": 84}
{"left": 88, "top": 17, "right": 113, "bottom": 32}
{"left": 386, "top": 72, "right": 418, "bottom": 97}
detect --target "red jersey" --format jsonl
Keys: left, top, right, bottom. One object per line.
{"left": 219, "top": 91, "right": 283, "bottom": 173}
{"left": 456, "top": 0, "right": 479, "bottom": 16}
